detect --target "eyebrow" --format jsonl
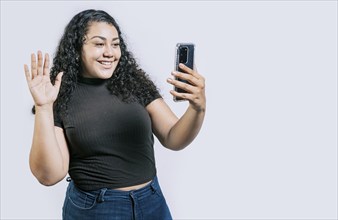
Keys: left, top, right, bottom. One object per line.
{"left": 89, "top": 36, "right": 120, "bottom": 41}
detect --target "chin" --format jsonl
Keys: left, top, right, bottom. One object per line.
{"left": 101, "top": 74, "right": 113, "bottom": 79}
{"left": 98, "top": 71, "right": 114, "bottom": 79}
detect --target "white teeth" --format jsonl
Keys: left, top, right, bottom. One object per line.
{"left": 99, "top": 61, "right": 112, "bottom": 65}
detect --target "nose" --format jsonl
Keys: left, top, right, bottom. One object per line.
{"left": 103, "top": 45, "right": 114, "bottom": 57}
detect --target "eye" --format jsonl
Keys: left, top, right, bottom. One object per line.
{"left": 95, "top": 43, "right": 104, "bottom": 47}
{"left": 112, "top": 43, "right": 120, "bottom": 48}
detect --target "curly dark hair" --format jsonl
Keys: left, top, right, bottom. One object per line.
{"left": 32, "top": 9, "right": 160, "bottom": 115}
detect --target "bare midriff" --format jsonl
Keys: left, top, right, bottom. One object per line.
{"left": 114, "top": 180, "right": 152, "bottom": 191}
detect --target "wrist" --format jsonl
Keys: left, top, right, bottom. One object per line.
{"left": 189, "top": 104, "right": 206, "bottom": 114}
{"left": 34, "top": 104, "right": 54, "bottom": 113}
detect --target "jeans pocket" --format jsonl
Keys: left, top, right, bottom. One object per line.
{"left": 68, "top": 184, "right": 97, "bottom": 210}
{"left": 154, "top": 188, "right": 164, "bottom": 199}
{"left": 150, "top": 179, "right": 164, "bottom": 199}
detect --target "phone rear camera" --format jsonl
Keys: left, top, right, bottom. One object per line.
{"left": 179, "top": 46, "right": 188, "bottom": 64}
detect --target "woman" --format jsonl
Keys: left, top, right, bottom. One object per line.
{"left": 24, "top": 9, "right": 205, "bottom": 219}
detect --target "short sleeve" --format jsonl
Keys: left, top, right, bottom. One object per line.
{"left": 143, "top": 90, "right": 162, "bottom": 107}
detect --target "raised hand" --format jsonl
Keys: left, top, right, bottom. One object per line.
{"left": 168, "top": 63, "right": 206, "bottom": 112}
{"left": 24, "top": 51, "right": 63, "bottom": 108}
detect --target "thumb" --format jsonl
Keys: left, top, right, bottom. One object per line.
{"left": 54, "top": 72, "right": 63, "bottom": 90}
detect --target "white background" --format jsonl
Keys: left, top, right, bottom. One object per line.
{"left": 1, "top": 1, "right": 337, "bottom": 219}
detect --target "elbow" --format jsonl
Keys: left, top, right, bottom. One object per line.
{"left": 168, "top": 147, "right": 185, "bottom": 151}
{"left": 162, "top": 141, "right": 189, "bottom": 151}
{"left": 30, "top": 164, "right": 64, "bottom": 187}
{"left": 37, "top": 177, "right": 58, "bottom": 187}
{"left": 160, "top": 128, "right": 193, "bottom": 151}
{"left": 31, "top": 170, "right": 59, "bottom": 186}
{"left": 34, "top": 173, "right": 64, "bottom": 186}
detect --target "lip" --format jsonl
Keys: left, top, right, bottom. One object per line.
{"left": 97, "top": 60, "right": 114, "bottom": 68}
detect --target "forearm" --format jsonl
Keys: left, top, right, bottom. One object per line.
{"left": 29, "top": 105, "right": 66, "bottom": 185}
{"left": 165, "top": 105, "right": 205, "bottom": 150}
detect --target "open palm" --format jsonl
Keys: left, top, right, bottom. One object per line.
{"left": 24, "top": 51, "right": 63, "bottom": 107}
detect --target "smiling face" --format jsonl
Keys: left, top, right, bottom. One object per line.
{"left": 81, "top": 22, "right": 121, "bottom": 79}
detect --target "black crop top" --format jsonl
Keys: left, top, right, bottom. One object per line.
{"left": 54, "top": 77, "right": 161, "bottom": 191}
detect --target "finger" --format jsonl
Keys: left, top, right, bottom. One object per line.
{"left": 178, "top": 63, "right": 194, "bottom": 74}
{"left": 37, "top": 51, "right": 43, "bottom": 75}
{"left": 179, "top": 63, "right": 203, "bottom": 79}
{"left": 54, "top": 72, "right": 63, "bottom": 91}
{"left": 31, "top": 53, "right": 37, "bottom": 77}
{"left": 24, "top": 64, "right": 31, "bottom": 82}
{"left": 169, "top": 90, "right": 193, "bottom": 101}
{"left": 172, "top": 71, "right": 199, "bottom": 86}
{"left": 43, "top": 53, "right": 50, "bottom": 76}
{"left": 167, "top": 78, "right": 194, "bottom": 93}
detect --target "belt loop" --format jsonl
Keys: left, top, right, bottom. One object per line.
{"left": 97, "top": 188, "right": 107, "bottom": 203}
{"left": 150, "top": 180, "right": 156, "bottom": 193}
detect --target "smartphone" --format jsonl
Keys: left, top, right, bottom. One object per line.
{"left": 174, "top": 43, "right": 195, "bottom": 101}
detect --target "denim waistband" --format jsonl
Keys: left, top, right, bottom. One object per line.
{"left": 68, "top": 176, "right": 160, "bottom": 203}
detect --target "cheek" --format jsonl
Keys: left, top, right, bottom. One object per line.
{"left": 92, "top": 48, "right": 103, "bottom": 57}
{"left": 82, "top": 50, "right": 101, "bottom": 64}
{"left": 81, "top": 56, "right": 92, "bottom": 67}
{"left": 116, "top": 48, "right": 122, "bottom": 59}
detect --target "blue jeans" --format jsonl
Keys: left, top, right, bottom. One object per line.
{"left": 62, "top": 176, "right": 172, "bottom": 220}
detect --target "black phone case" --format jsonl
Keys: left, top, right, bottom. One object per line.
{"left": 174, "top": 43, "right": 195, "bottom": 101}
